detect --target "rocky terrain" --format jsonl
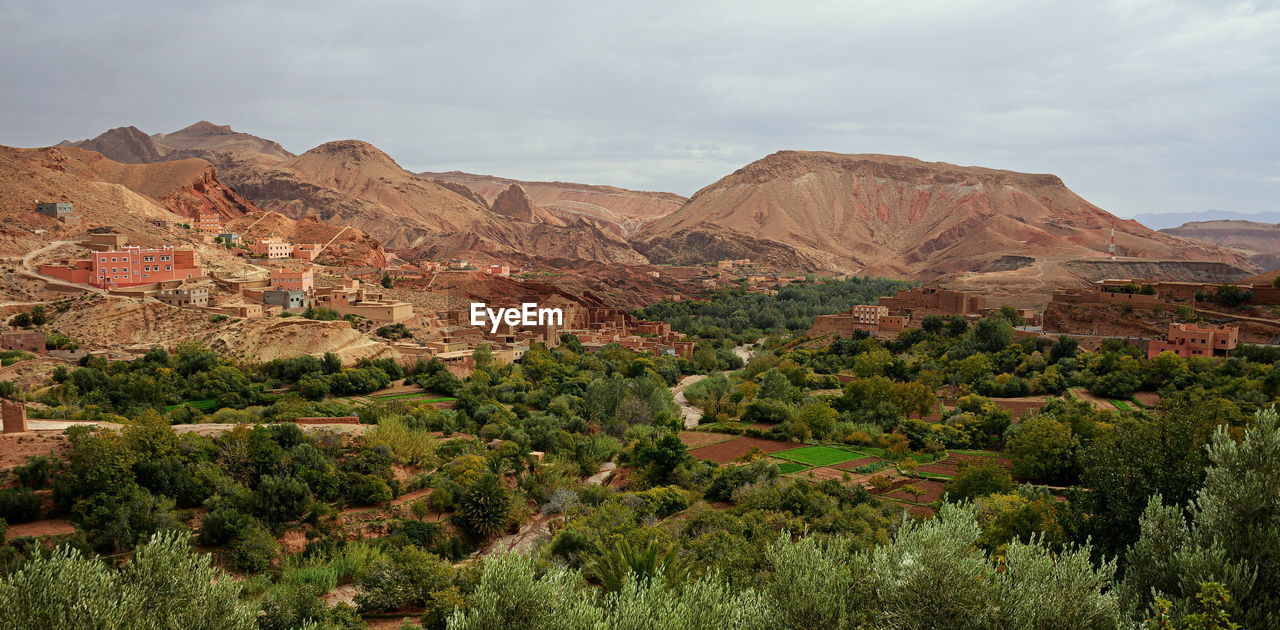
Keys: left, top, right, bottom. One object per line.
{"left": 636, "top": 151, "right": 1251, "bottom": 283}
{"left": 0, "top": 145, "right": 231, "bottom": 256}
{"left": 54, "top": 124, "right": 1261, "bottom": 296}
{"left": 206, "top": 317, "right": 398, "bottom": 365}
{"left": 421, "top": 171, "right": 685, "bottom": 237}
{"left": 67, "top": 124, "right": 653, "bottom": 266}
{"left": 1161, "top": 220, "right": 1280, "bottom": 271}
{"left": 65, "top": 121, "right": 292, "bottom": 162}
{"left": 225, "top": 211, "right": 388, "bottom": 267}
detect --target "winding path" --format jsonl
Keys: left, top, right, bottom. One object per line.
{"left": 19, "top": 240, "right": 104, "bottom": 295}
{"left": 672, "top": 340, "right": 758, "bottom": 429}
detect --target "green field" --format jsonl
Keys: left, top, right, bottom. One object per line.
{"left": 773, "top": 446, "right": 861, "bottom": 467}
{"left": 164, "top": 398, "right": 217, "bottom": 412}
{"left": 1111, "top": 399, "right": 1135, "bottom": 411}
{"left": 775, "top": 461, "right": 809, "bottom": 475}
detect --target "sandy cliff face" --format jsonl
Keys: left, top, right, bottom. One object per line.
{"left": 638, "top": 151, "right": 1250, "bottom": 279}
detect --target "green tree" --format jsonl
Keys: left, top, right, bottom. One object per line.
{"left": 584, "top": 538, "right": 692, "bottom": 593}
{"left": 1006, "top": 416, "right": 1077, "bottom": 484}
{"left": 972, "top": 316, "right": 1014, "bottom": 353}
{"left": 945, "top": 460, "right": 1014, "bottom": 503}
{"left": 757, "top": 368, "right": 793, "bottom": 401}
{"left": 453, "top": 474, "right": 512, "bottom": 539}
{"left": 0, "top": 531, "right": 255, "bottom": 630}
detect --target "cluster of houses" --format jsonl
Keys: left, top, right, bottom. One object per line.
{"left": 1052, "top": 277, "right": 1280, "bottom": 307}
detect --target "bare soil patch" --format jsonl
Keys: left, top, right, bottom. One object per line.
{"left": 793, "top": 466, "right": 849, "bottom": 482}
{"left": 688, "top": 436, "right": 795, "bottom": 463}
{"left": 916, "top": 452, "right": 1011, "bottom": 477}
{"left": 5, "top": 518, "right": 75, "bottom": 540}
{"left": 677, "top": 431, "right": 736, "bottom": 449}
{"left": 0, "top": 431, "right": 68, "bottom": 470}
{"left": 886, "top": 479, "right": 947, "bottom": 503}
{"left": 1133, "top": 391, "right": 1161, "bottom": 407}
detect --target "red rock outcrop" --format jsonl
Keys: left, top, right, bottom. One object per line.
{"left": 490, "top": 184, "right": 538, "bottom": 222}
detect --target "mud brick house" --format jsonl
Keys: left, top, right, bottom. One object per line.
{"left": 1147, "top": 322, "right": 1239, "bottom": 358}
{"left": 878, "top": 287, "right": 986, "bottom": 317}
{"left": 35, "top": 201, "right": 74, "bottom": 219}
{"left": 155, "top": 286, "right": 210, "bottom": 308}
{"left": 808, "top": 304, "right": 906, "bottom": 337}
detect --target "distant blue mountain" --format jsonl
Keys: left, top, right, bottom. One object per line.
{"left": 1127, "top": 210, "right": 1280, "bottom": 230}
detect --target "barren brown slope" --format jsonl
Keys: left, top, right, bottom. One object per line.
{"left": 422, "top": 170, "right": 686, "bottom": 237}
{"left": 151, "top": 121, "right": 294, "bottom": 159}
{"left": 55, "top": 147, "right": 262, "bottom": 221}
{"left": 214, "top": 140, "right": 648, "bottom": 264}
{"left": 225, "top": 212, "right": 387, "bottom": 267}
{"left": 214, "top": 140, "right": 509, "bottom": 249}
{"left": 65, "top": 121, "right": 293, "bottom": 163}
{"left": 1161, "top": 220, "right": 1280, "bottom": 271}
{"left": 0, "top": 145, "right": 249, "bottom": 256}
{"left": 637, "top": 151, "right": 1249, "bottom": 278}
{"left": 61, "top": 126, "right": 166, "bottom": 163}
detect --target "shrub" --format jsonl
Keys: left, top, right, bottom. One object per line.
{"left": 197, "top": 507, "right": 255, "bottom": 546}
{"left": 346, "top": 474, "right": 393, "bottom": 506}
{"left": 0, "top": 487, "right": 42, "bottom": 523}
{"left": 251, "top": 475, "right": 314, "bottom": 524}
{"left": 229, "top": 523, "right": 280, "bottom": 573}
{"left": 13, "top": 456, "right": 56, "bottom": 489}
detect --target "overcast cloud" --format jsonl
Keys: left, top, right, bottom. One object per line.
{"left": 0, "top": 0, "right": 1276, "bottom": 217}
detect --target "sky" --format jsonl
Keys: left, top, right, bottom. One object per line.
{"left": 0, "top": 0, "right": 1276, "bottom": 218}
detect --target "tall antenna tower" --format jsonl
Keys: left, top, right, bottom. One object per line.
{"left": 1108, "top": 227, "right": 1116, "bottom": 260}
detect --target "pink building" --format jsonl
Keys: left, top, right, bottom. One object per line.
{"left": 270, "top": 268, "right": 314, "bottom": 293}
{"left": 193, "top": 213, "right": 224, "bottom": 232}
{"left": 1147, "top": 323, "right": 1239, "bottom": 358}
{"left": 39, "top": 246, "right": 202, "bottom": 288}
{"left": 485, "top": 264, "right": 510, "bottom": 277}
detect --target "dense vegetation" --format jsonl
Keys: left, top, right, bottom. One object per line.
{"left": 635, "top": 276, "right": 914, "bottom": 342}
{"left": 2, "top": 281, "right": 1279, "bottom": 628}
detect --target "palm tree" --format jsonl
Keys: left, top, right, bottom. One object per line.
{"left": 584, "top": 538, "right": 692, "bottom": 592}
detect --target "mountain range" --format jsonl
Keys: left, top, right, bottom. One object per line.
{"left": 37, "top": 122, "right": 1260, "bottom": 292}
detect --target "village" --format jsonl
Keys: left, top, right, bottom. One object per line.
{"left": 5, "top": 201, "right": 1280, "bottom": 388}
